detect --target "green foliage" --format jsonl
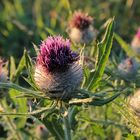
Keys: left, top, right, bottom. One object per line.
{"left": 114, "top": 33, "right": 140, "bottom": 61}
{"left": 87, "top": 18, "right": 114, "bottom": 91}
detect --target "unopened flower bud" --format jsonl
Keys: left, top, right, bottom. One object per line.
{"left": 35, "top": 124, "right": 49, "bottom": 140}
{"left": 131, "top": 28, "right": 140, "bottom": 53}
{"left": 68, "top": 11, "right": 97, "bottom": 44}
{"left": 0, "top": 59, "right": 8, "bottom": 82}
{"left": 118, "top": 58, "right": 138, "bottom": 80}
{"left": 34, "top": 36, "right": 83, "bottom": 100}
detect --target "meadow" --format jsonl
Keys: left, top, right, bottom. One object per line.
{"left": 0, "top": 0, "right": 140, "bottom": 140}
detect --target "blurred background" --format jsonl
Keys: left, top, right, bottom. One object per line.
{"left": 0, "top": 0, "right": 140, "bottom": 60}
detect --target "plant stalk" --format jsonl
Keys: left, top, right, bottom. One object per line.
{"left": 63, "top": 110, "right": 71, "bottom": 140}
{"left": 61, "top": 102, "right": 71, "bottom": 140}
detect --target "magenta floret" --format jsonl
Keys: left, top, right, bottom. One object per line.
{"left": 70, "top": 11, "right": 93, "bottom": 30}
{"left": 37, "top": 36, "right": 78, "bottom": 71}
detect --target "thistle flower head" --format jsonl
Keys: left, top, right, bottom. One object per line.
{"left": 69, "top": 11, "right": 93, "bottom": 30}
{"left": 34, "top": 36, "right": 83, "bottom": 100}
{"left": 129, "top": 90, "right": 140, "bottom": 116}
{"left": 131, "top": 28, "right": 140, "bottom": 53}
{"left": 37, "top": 36, "right": 78, "bottom": 72}
{"left": 136, "top": 28, "right": 140, "bottom": 39}
{"left": 0, "top": 58, "right": 8, "bottom": 82}
{"left": 118, "top": 58, "right": 137, "bottom": 79}
{"left": 123, "top": 96, "right": 140, "bottom": 134}
{"left": 68, "top": 11, "right": 97, "bottom": 44}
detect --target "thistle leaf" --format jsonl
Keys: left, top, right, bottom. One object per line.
{"left": 87, "top": 18, "right": 114, "bottom": 91}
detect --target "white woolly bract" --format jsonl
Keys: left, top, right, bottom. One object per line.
{"left": 69, "top": 26, "right": 97, "bottom": 44}
{"left": 129, "top": 90, "right": 140, "bottom": 115}
{"left": 34, "top": 62, "right": 83, "bottom": 99}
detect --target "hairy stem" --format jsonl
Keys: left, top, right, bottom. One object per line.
{"left": 0, "top": 101, "right": 57, "bottom": 116}
{"left": 62, "top": 103, "right": 71, "bottom": 140}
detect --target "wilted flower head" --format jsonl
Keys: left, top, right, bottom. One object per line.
{"left": 69, "top": 11, "right": 93, "bottom": 30}
{"left": 68, "top": 11, "right": 97, "bottom": 44}
{"left": 35, "top": 124, "right": 49, "bottom": 140}
{"left": 34, "top": 36, "right": 83, "bottom": 100}
{"left": 0, "top": 58, "right": 8, "bottom": 82}
{"left": 131, "top": 28, "right": 140, "bottom": 53}
{"left": 118, "top": 58, "right": 138, "bottom": 80}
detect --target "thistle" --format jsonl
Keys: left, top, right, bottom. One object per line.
{"left": 117, "top": 58, "right": 138, "bottom": 80}
{"left": 129, "top": 90, "right": 140, "bottom": 116}
{"left": 34, "top": 36, "right": 83, "bottom": 100}
{"left": 131, "top": 28, "right": 140, "bottom": 53}
{"left": 125, "top": 90, "right": 140, "bottom": 134}
{"left": 0, "top": 58, "right": 8, "bottom": 82}
{"left": 68, "top": 11, "right": 97, "bottom": 44}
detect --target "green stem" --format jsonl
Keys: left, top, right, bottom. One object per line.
{"left": 0, "top": 101, "right": 57, "bottom": 116}
{"left": 0, "top": 82, "right": 48, "bottom": 99}
{"left": 63, "top": 111, "right": 71, "bottom": 140}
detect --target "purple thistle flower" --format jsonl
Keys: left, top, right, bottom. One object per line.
{"left": 37, "top": 36, "right": 79, "bottom": 72}
{"left": 34, "top": 36, "right": 83, "bottom": 100}
{"left": 68, "top": 11, "right": 97, "bottom": 44}
{"left": 131, "top": 28, "right": 140, "bottom": 53}
{"left": 69, "top": 11, "right": 93, "bottom": 30}
{"left": 136, "top": 28, "right": 140, "bottom": 39}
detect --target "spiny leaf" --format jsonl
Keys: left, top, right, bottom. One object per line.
{"left": 12, "top": 49, "right": 26, "bottom": 82}
{"left": 87, "top": 18, "right": 114, "bottom": 91}
{"left": 0, "top": 82, "right": 45, "bottom": 98}
{"left": 69, "top": 92, "right": 121, "bottom": 106}
{"left": 24, "top": 50, "right": 38, "bottom": 90}
{"left": 0, "top": 101, "right": 56, "bottom": 117}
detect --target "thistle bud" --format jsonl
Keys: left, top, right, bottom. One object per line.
{"left": 0, "top": 59, "right": 8, "bottom": 82}
{"left": 128, "top": 90, "right": 140, "bottom": 116}
{"left": 131, "top": 28, "right": 140, "bottom": 53}
{"left": 68, "top": 11, "right": 97, "bottom": 44}
{"left": 34, "top": 36, "right": 83, "bottom": 100}
{"left": 35, "top": 124, "right": 49, "bottom": 140}
{"left": 118, "top": 58, "right": 138, "bottom": 80}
